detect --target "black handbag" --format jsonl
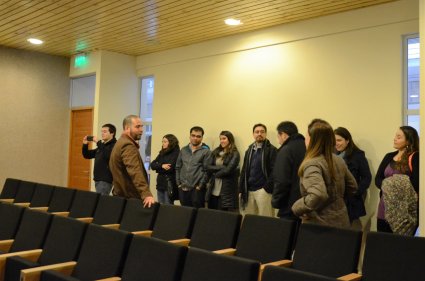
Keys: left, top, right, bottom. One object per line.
{"left": 165, "top": 175, "right": 177, "bottom": 200}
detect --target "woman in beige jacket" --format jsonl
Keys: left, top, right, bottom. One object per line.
{"left": 292, "top": 119, "right": 357, "bottom": 229}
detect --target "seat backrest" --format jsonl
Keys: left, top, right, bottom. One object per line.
{"left": 10, "top": 209, "right": 53, "bottom": 252}
{"left": 119, "top": 199, "right": 159, "bottom": 232}
{"left": 235, "top": 215, "right": 297, "bottom": 263}
{"left": 262, "top": 266, "right": 336, "bottom": 281}
{"left": 13, "top": 180, "right": 36, "bottom": 203}
{"left": 0, "top": 178, "right": 21, "bottom": 199}
{"left": 122, "top": 235, "right": 188, "bottom": 281}
{"left": 72, "top": 224, "right": 131, "bottom": 280}
{"left": 92, "top": 195, "right": 126, "bottom": 225}
{"left": 152, "top": 204, "right": 197, "bottom": 241}
{"left": 68, "top": 190, "right": 99, "bottom": 218}
{"left": 181, "top": 247, "right": 260, "bottom": 281}
{"left": 29, "top": 183, "right": 55, "bottom": 207}
{"left": 38, "top": 215, "right": 88, "bottom": 265}
{"left": 189, "top": 208, "right": 242, "bottom": 251}
{"left": 47, "top": 187, "right": 76, "bottom": 212}
{"left": 0, "top": 203, "right": 25, "bottom": 240}
{"left": 362, "top": 231, "right": 425, "bottom": 281}
{"left": 292, "top": 223, "right": 362, "bottom": 278}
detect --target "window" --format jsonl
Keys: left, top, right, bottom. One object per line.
{"left": 140, "top": 76, "right": 154, "bottom": 172}
{"left": 404, "top": 35, "right": 419, "bottom": 132}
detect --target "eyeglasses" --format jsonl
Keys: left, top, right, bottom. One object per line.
{"left": 191, "top": 134, "right": 202, "bottom": 138}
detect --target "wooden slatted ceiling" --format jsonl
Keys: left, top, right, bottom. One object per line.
{"left": 0, "top": 0, "right": 398, "bottom": 57}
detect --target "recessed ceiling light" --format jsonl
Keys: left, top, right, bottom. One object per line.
{"left": 27, "top": 38, "right": 43, "bottom": 45}
{"left": 224, "top": 18, "right": 242, "bottom": 26}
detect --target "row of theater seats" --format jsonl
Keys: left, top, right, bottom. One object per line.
{"left": 1, "top": 178, "right": 425, "bottom": 281}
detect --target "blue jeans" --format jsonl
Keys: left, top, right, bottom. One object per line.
{"left": 157, "top": 190, "right": 173, "bottom": 205}
{"left": 95, "top": 181, "right": 113, "bottom": 195}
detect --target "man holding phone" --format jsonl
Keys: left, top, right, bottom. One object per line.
{"left": 82, "top": 123, "right": 117, "bottom": 195}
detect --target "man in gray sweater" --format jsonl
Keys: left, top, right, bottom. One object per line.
{"left": 176, "top": 126, "right": 211, "bottom": 208}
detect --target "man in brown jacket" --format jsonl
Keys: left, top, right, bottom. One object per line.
{"left": 109, "top": 114, "right": 155, "bottom": 207}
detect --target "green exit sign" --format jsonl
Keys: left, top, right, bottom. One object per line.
{"left": 74, "top": 53, "right": 88, "bottom": 68}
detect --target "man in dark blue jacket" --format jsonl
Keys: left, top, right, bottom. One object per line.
{"left": 272, "top": 121, "right": 306, "bottom": 220}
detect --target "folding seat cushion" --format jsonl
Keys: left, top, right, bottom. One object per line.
{"left": 120, "top": 235, "right": 187, "bottom": 281}
{"left": 29, "top": 184, "right": 55, "bottom": 208}
{"left": 151, "top": 205, "right": 197, "bottom": 241}
{"left": 4, "top": 216, "right": 87, "bottom": 281}
{"left": 119, "top": 199, "right": 158, "bottom": 232}
{"left": 291, "top": 223, "right": 362, "bottom": 278}
{"left": 47, "top": 187, "right": 75, "bottom": 213}
{"left": 40, "top": 224, "right": 131, "bottom": 281}
{"left": 188, "top": 208, "right": 242, "bottom": 251}
{"left": 181, "top": 247, "right": 260, "bottom": 281}
{"left": 361, "top": 231, "right": 425, "bottom": 281}
{"left": 91, "top": 195, "right": 126, "bottom": 225}
{"left": 262, "top": 266, "right": 336, "bottom": 281}
{"left": 234, "top": 215, "right": 297, "bottom": 263}
{"left": 0, "top": 203, "right": 25, "bottom": 240}
{"left": 13, "top": 181, "right": 36, "bottom": 204}
{"left": 67, "top": 190, "right": 99, "bottom": 218}
{"left": 8, "top": 209, "right": 52, "bottom": 253}
{"left": 0, "top": 178, "right": 21, "bottom": 199}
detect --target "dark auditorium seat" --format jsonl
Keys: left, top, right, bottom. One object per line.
{"left": 16, "top": 183, "right": 55, "bottom": 208}
{"left": 11, "top": 181, "right": 36, "bottom": 204}
{"left": 3, "top": 215, "right": 87, "bottom": 281}
{"left": 53, "top": 190, "right": 99, "bottom": 219}
{"left": 0, "top": 203, "right": 25, "bottom": 241}
{"left": 116, "top": 199, "right": 158, "bottom": 232}
{"left": 181, "top": 247, "right": 260, "bottom": 281}
{"left": 214, "top": 214, "right": 297, "bottom": 271}
{"left": 262, "top": 265, "right": 336, "bottom": 281}
{"left": 135, "top": 204, "right": 197, "bottom": 241}
{"left": 0, "top": 178, "right": 21, "bottom": 202}
{"left": 23, "top": 224, "right": 131, "bottom": 281}
{"left": 177, "top": 208, "right": 242, "bottom": 251}
{"left": 77, "top": 195, "right": 126, "bottom": 225}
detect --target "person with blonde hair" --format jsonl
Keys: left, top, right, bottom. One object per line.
{"left": 292, "top": 119, "right": 357, "bottom": 228}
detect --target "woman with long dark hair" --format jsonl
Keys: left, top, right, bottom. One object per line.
{"left": 334, "top": 127, "right": 372, "bottom": 230}
{"left": 151, "top": 134, "right": 180, "bottom": 204}
{"left": 375, "top": 126, "right": 419, "bottom": 234}
{"left": 292, "top": 119, "right": 357, "bottom": 228}
{"left": 206, "top": 131, "right": 240, "bottom": 211}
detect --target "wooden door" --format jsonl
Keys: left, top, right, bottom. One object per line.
{"left": 68, "top": 108, "right": 93, "bottom": 190}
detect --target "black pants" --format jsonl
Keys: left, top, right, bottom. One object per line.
{"left": 179, "top": 189, "right": 205, "bottom": 208}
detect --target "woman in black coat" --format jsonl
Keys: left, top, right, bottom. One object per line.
{"left": 151, "top": 134, "right": 180, "bottom": 204}
{"left": 334, "top": 127, "right": 372, "bottom": 230}
{"left": 206, "top": 131, "right": 240, "bottom": 211}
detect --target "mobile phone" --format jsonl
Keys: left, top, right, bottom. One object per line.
{"left": 87, "top": 136, "right": 94, "bottom": 141}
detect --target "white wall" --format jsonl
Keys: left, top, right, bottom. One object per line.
{"left": 0, "top": 46, "right": 70, "bottom": 187}
{"left": 137, "top": 0, "right": 418, "bottom": 227}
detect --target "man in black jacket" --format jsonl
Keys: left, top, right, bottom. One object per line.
{"left": 82, "top": 123, "right": 117, "bottom": 195}
{"left": 239, "top": 123, "right": 277, "bottom": 217}
{"left": 272, "top": 121, "right": 306, "bottom": 220}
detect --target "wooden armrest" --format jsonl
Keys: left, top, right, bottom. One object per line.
{"left": 14, "top": 202, "right": 31, "bottom": 207}
{"left": 338, "top": 273, "right": 362, "bottom": 281}
{"left": 77, "top": 217, "right": 93, "bottom": 223}
{"left": 213, "top": 248, "right": 236, "bottom": 256}
{"left": 168, "top": 239, "right": 190, "bottom": 247}
{"left": 0, "top": 240, "right": 14, "bottom": 253}
{"left": 0, "top": 199, "right": 14, "bottom": 204}
{"left": 102, "top": 224, "right": 120, "bottom": 229}
{"left": 30, "top": 207, "right": 49, "bottom": 212}
{"left": 0, "top": 249, "right": 42, "bottom": 281}
{"left": 258, "top": 260, "right": 293, "bottom": 281}
{"left": 132, "top": 230, "right": 152, "bottom": 237}
{"left": 50, "top": 212, "right": 69, "bottom": 217}
{"left": 96, "top": 277, "right": 122, "bottom": 281}
{"left": 21, "top": 261, "right": 76, "bottom": 281}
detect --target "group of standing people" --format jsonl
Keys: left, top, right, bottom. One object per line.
{"left": 82, "top": 114, "right": 420, "bottom": 235}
